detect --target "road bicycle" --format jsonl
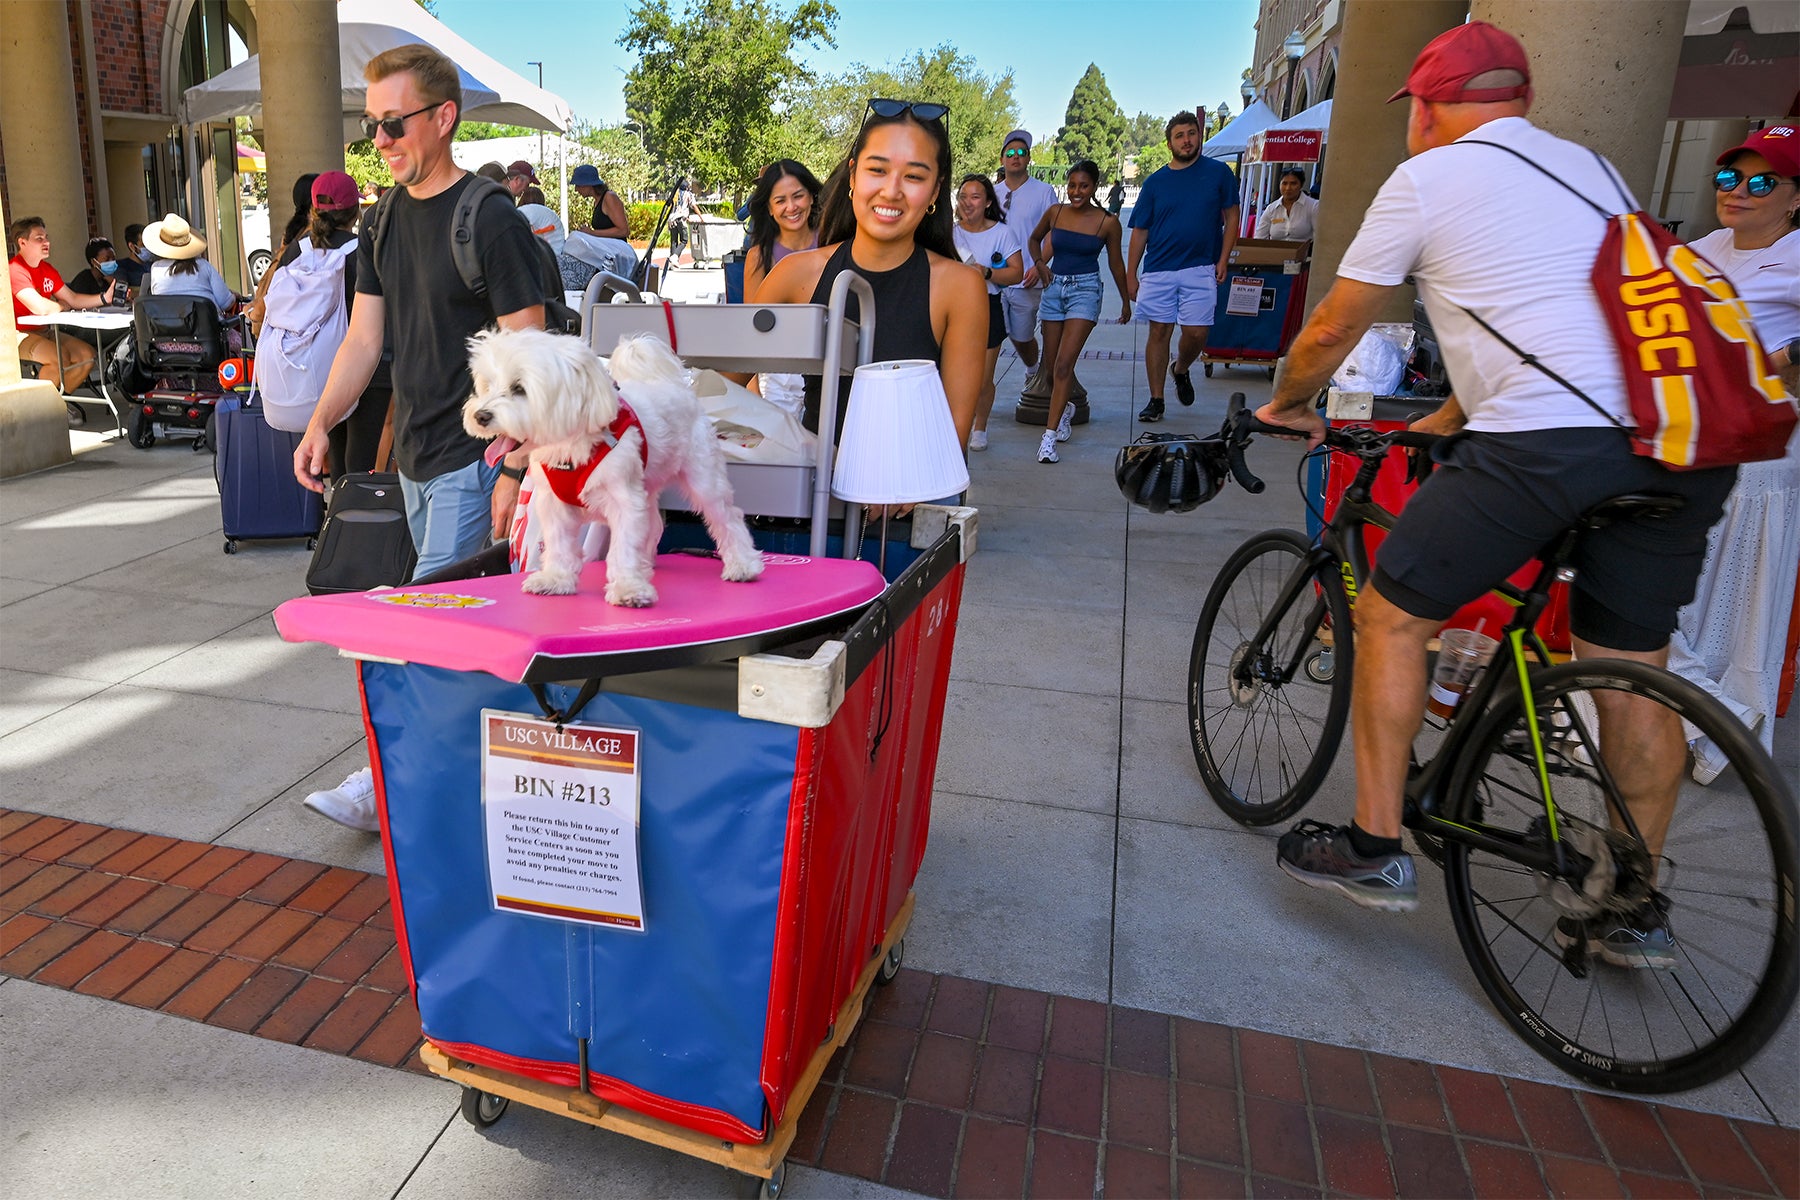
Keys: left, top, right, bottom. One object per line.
{"left": 1184, "top": 396, "right": 1797, "bottom": 1093}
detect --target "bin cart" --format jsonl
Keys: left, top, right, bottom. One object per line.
{"left": 1201, "top": 238, "right": 1310, "bottom": 378}
{"left": 274, "top": 272, "right": 980, "bottom": 1197}
{"left": 275, "top": 514, "right": 976, "bottom": 1197}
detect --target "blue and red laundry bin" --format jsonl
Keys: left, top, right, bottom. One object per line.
{"left": 275, "top": 519, "right": 972, "bottom": 1144}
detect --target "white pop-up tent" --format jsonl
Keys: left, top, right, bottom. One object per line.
{"left": 180, "top": 0, "right": 573, "bottom": 136}
{"left": 1203, "top": 99, "right": 1280, "bottom": 160}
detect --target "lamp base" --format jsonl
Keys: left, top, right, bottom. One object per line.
{"left": 1015, "top": 364, "right": 1090, "bottom": 426}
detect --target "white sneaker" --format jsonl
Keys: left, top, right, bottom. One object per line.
{"left": 969, "top": 429, "right": 988, "bottom": 451}
{"left": 1037, "top": 430, "right": 1059, "bottom": 463}
{"left": 303, "top": 767, "right": 379, "bottom": 832}
{"left": 1055, "top": 405, "right": 1074, "bottom": 443}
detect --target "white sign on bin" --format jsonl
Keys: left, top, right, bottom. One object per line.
{"left": 480, "top": 710, "right": 646, "bottom": 931}
{"left": 1226, "top": 277, "right": 1265, "bottom": 317}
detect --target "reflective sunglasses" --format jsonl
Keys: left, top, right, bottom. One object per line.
{"left": 866, "top": 98, "right": 948, "bottom": 123}
{"left": 359, "top": 100, "right": 447, "bottom": 141}
{"left": 1713, "top": 167, "right": 1787, "bottom": 197}
{"left": 1003, "top": 147, "right": 1029, "bottom": 158}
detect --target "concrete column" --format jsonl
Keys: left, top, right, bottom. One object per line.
{"left": 257, "top": 0, "right": 343, "bottom": 238}
{"left": 1, "top": 1, "right": 89, "bottom": 265}
{"left": 1471, "top": 0, "right": 1686, "bottom": 205}
{"left": 1304, "top": 0, "right": 1469, "bottom": 320}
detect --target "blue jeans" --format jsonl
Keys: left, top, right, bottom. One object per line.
{"left": 400, "top": 457, "right": 501, "bottom": 580}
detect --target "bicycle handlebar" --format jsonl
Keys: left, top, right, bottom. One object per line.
{"left": 1219, "top": 393, "right": 1443, "bottom": 499}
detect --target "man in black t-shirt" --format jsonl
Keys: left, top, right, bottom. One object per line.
{"left": 293, "top": 43, "right": 544, "bottom": 835}
{"left": 293, "top": 43, "right": 543, "bottom": 578}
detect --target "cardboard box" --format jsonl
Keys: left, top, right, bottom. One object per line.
{"left": 1228, "top": 238, "right": 1309, "bottom": 267}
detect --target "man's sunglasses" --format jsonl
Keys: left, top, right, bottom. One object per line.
{"left": 866, "top": 98, "right": 948, "bottom": 123}
{"left": 1713, "top": 167, "right": 1787, "bottom": 197}
{"left": 359, "top": 100, "right": 447, "bottom": 141}
{"left": 1003, "top": 148, "right": 1029, "bottom": 158}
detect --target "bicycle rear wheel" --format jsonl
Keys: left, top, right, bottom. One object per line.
{"left": 1188, "top": 529, "right": 1353, "bottom": 826}
{"left": 1442, "top": 659, "right": 1798, "bottom": 1092}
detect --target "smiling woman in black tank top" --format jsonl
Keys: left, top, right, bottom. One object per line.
{"left": 756, "top": 102, "right": 987, "bottom": 451}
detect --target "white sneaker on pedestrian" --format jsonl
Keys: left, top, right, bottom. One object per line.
{"left": 969, "top": 429, "right": 989, "bottom": 451}
{"left": 303, "top": 767, "right": 379, "bottom": 832}
{"left": 1037, "top": 430, "right": 1059, "bottom": 463}
{"left": 1055, "top": 405, "right": 1074, "bottom": 443}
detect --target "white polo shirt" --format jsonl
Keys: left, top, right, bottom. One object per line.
{"left": 1337, "top": 116, "right": 1633, "bottom": 433}
{"left": 997, "top": 175, "right": 1056, "bottom": 290}
{"left": 1255, "top": 192, "right": 1318, "bottom": 241}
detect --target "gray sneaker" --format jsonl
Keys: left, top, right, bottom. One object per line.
{"left": 1554, "top": 896, "right": 1676, "bottom": 969}
{"left": 1276, "top": 820, "right": 1419, "bottom": 912}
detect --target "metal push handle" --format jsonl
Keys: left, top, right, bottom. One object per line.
{"left": 811, "top": 271, "right": 877, "bottom": 558}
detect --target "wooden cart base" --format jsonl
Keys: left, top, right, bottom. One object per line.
{"left": 419, "top": 892, "right": 915, "bottom": 1194}
{"left": 1201, "top": 355, "right": 1279, "bottom": 379}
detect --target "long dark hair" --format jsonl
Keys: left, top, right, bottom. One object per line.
{"left": 748, "top": 160, "right": 822, "bottom": 270}
{"left": 283, "top": 173, "right": 320, "bottom": 247}
{"left": 956, "top": 174, "right": 1003, "bottom": 223}
{"left": 818, "top": 107, "right": 956, "bottom": 259}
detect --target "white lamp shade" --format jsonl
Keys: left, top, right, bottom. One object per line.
{"left": 831, "top": 360, "right": 970, "bottom": 504}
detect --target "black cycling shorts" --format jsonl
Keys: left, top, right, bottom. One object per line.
{"left": 1371, "top": 428, "right": 1736, "bottom": 652}
{"left": 985, "top": 292, "right": 1005, "bottom": 350}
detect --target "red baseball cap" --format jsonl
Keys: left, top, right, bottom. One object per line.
{"left": 1388, "top": 21, "right": 1532, "bottom": 105}
{"left": 311, "top": 171, "right": 359, "bottom": 212}
{"left": 506, "top": 159, "right": 538, "bottom": 183}
{"left": 1715, "top": 124, "right": 1800, "bottom": 177}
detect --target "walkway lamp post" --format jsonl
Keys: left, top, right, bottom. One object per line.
{"left": 1281, "top": 31, "right": 1306, "bottom": 119}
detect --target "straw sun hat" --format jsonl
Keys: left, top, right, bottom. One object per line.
{"left": 143, "top": 213, "right": 207, "bottom": 260}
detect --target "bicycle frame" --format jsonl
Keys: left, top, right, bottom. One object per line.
{"left": 1251, "top": 437, "right": 1648, "bottom": 884}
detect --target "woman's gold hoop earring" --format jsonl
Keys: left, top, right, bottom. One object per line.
{"left": 928, "top": 201, "right": 937, "bottom": 215}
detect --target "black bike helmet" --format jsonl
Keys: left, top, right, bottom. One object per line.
{"left": 1114, "top": 433, "right": 1224, "bottom": 513}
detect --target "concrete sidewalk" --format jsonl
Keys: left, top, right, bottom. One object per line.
{"left": 2, "top": 282, "right": 1795, "bottom": 1196}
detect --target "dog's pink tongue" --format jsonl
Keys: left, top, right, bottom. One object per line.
{"left": 483, "top": 436, "right": 521, "bottom": 468}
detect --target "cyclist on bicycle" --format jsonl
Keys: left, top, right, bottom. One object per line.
{"left": 1252, "top": 21, "right": 1738, "bottom": 964}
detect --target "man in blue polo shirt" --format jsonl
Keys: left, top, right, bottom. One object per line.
{"left": 1127, "top": 110, "right": 1240, "bottom": 421}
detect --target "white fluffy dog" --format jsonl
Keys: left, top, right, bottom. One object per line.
{"left": 463, "top": 327, "right": 763, "bottom": 606}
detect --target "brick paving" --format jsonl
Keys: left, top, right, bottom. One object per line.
{"left": 4, "top": 807, "right": 1795, "bottom": 1199}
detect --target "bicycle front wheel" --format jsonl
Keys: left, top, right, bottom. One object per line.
{"left": 1188, "top": 529, "right": 1353, "bottom": 826}
{"left": 1442, "top": 659, "right": 1798, "bottom": 1093}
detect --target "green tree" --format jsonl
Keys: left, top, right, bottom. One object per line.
{"left": 455, "top": 121, "right": 541, "bottom": 141}
{"left": 1056, "top": 64, "right": 1125, "bottom": 170}
{"left": 620, "top": 0, "right": 838, "bottom": 197}
{"left": 1133, "top": 139, "right": 1172, "bottom": 182}
{"left": 1122, "top": 111, "right": 1163, "bottom": 156}
{"left": 344, "top": 138, "right": 391, "bottom": 194}
{"left": 783, "top": 44, "right": 1020, "bottom": 184}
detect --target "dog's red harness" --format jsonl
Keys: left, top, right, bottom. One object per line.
{"left": 537, "top": 401, "right": 646, "bottom": 506}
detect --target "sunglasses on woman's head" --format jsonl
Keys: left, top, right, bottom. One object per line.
{"left": 866, "top": 98, "right": 948, "bottom": 123}
{"left": 358, "top": 101, "right": 446, "bottom": 141}
{"left": 1713, "top": 167, "right": 1786, "bottom": 197}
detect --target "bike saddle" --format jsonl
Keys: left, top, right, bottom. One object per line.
{"left": 1578, "top": 493, "right": 1685, "bottom": 529}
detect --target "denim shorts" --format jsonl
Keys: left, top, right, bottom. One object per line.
{"left": 1040, "top": 272, "right": 1103, "bottom": 323}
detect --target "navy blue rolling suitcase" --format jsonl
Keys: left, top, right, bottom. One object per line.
{"left": 213, "top": 392, "right": 323, "bottom": 554}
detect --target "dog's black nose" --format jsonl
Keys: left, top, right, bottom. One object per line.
{"left": 473, "top": 409, "right": 493, "bottom": 427}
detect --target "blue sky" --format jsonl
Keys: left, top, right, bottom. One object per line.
{"left": 430, "top": 0, "right": 1260, "bottom": 145}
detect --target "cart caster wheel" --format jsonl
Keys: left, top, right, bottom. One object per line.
{"left": 1202, "top": 362, "right": 1213, "bottom": 377}
{"left": 874, "top": 939, "right": 903, "bottom": 987}
{"left": 306, "top": 537, "right": 318, "bottom": 551}
{"left": 223, "top": 539, "right": 237, "bottom": 555}
{"left": 735, "top": 1160, "right": 787, "bottom": 1200}
{"left": 459, "top": 1086, "right": 509, "bottom": 1128}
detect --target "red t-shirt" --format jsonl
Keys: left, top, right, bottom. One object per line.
{"left": 10, "top": 255, "right": 64, "bottom": 321}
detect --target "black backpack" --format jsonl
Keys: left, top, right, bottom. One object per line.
{"left": 368, "top": 175, "right": 580, "bottom": 334}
